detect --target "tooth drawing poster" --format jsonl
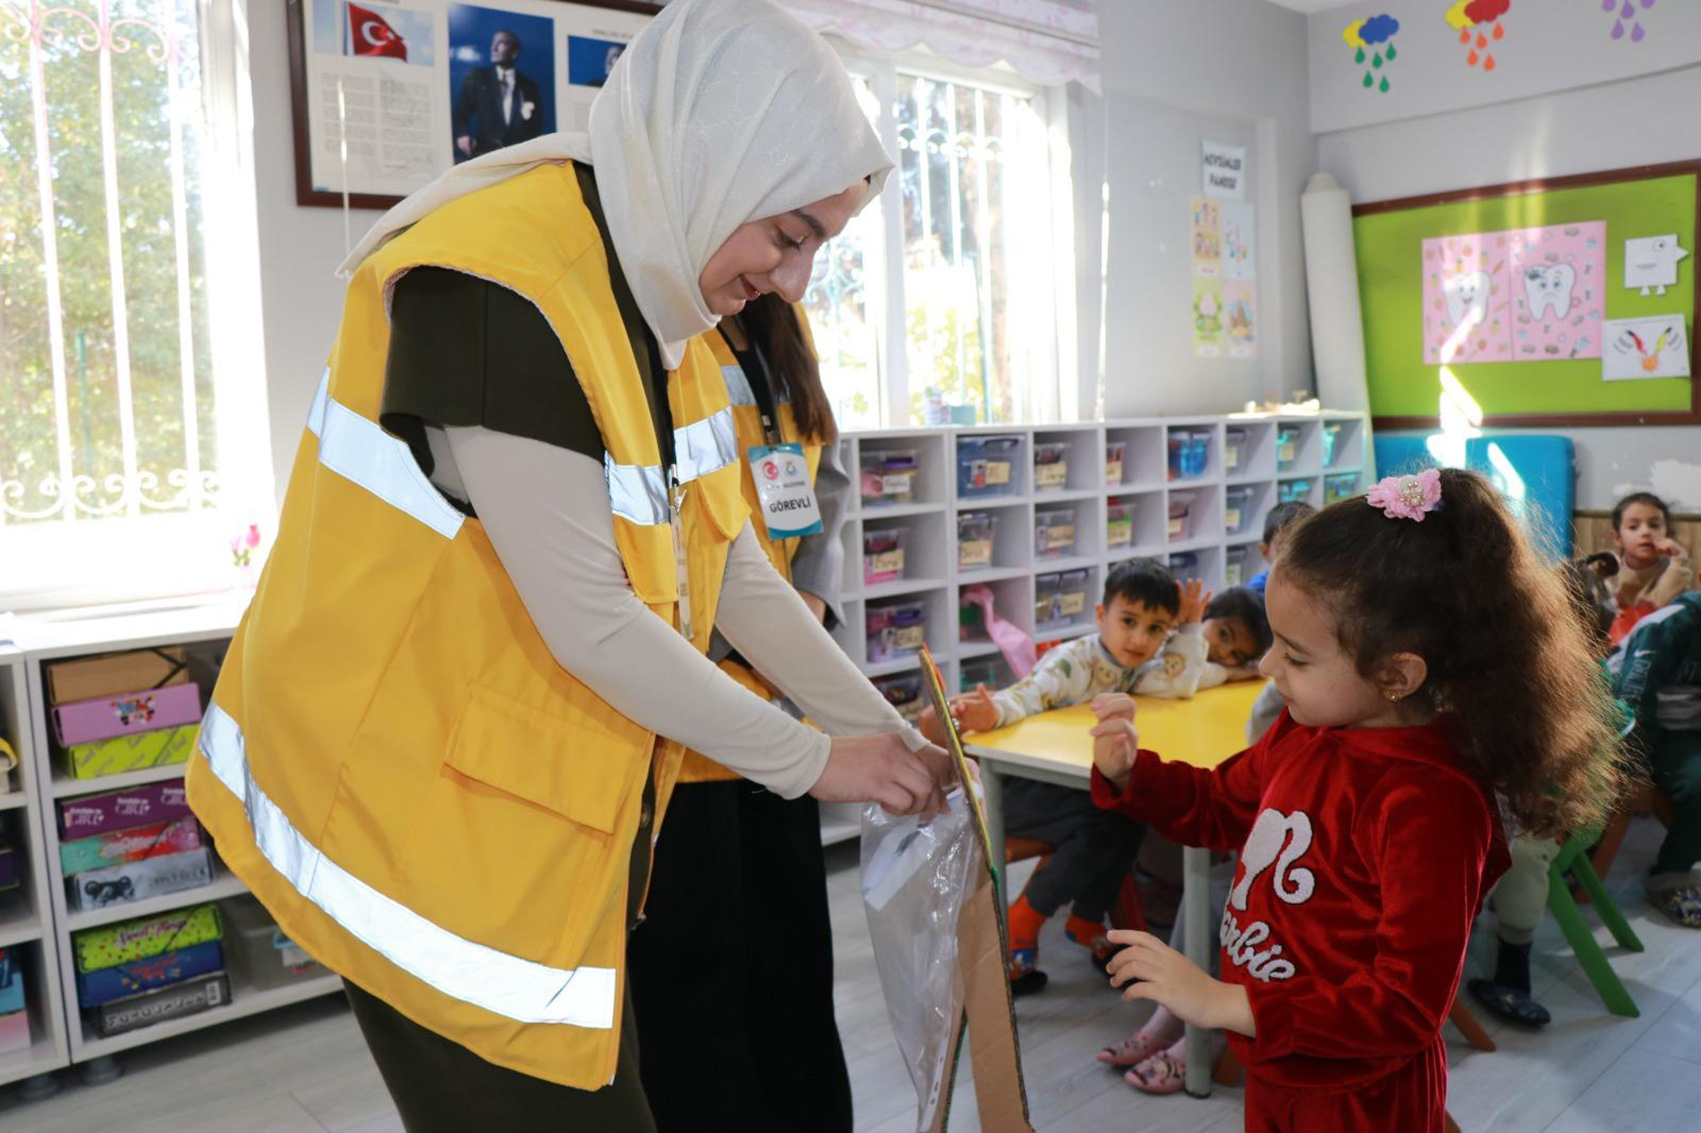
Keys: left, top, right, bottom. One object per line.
{"left": 1508, "top": 221, "right": 1605, "bottom": 360}
{"left": 1422, "top": 232, "right": 1511, "bottom": 364}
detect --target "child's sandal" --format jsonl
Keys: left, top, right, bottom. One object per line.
{"left": 1008, "top": 948, "right": 1049, "bottom": 996}
{"left": 1124, "top": 1051, "right": 1187, "bottom": 1095}
{"left": 1466, "top": 977, "right": 1551, "bottom": 1027}
{"left": 1648, "top": 884, "right": 1701, "bottom": 928}
{"left": 1096, "top": 1029, "right": 1172, "bottom": 1067}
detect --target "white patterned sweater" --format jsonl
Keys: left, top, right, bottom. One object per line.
{"left": 988, "top": 626, "right": 1225, "bottom": 728}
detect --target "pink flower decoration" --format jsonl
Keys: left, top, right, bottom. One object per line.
{"left": 1365, "top": 468, "right": 1442, "bottom": 521}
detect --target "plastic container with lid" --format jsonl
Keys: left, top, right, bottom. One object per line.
{"left": 1324, "top": 472, "right": 1360, "bottom": 505}
{"left": 1033, "top": 441, "right": 1071, "bottom": 493}
{"left": 873, "top": 672, "right": 925, "bottom": 724}
{"left": 957, "top": 511, "right": 997, "bottom": 571}
{"left": 1225, "top": 545, "right": 1250, "bottom": 588}
{"left": 861, "top": 448, "right": 918, "bottom": 507}
{"left": 867, "top": 600, "right": 928, "bottom": 662}
{"left": 1106, "top": 498, "right": 1135, "bottom": 548}
{"left": 1167, "top": 552, "right": 1200, "bottom": 575}
{"left": 863, "top": 526, "right": 908, "bottom": 585}
{"left": 1034, "top": 507, "right": 1077, "bottom": 559}
{"left": 1276, "top": 425, "right": 1301, "bottom": 471}
{"left": 958, "top": 435, "right": 1022, "bottom": 498}
{"left": 960, "top": 659, "right": 1001, "bottom": 695}
{"left": 1322, "top": 421, "right": 1343, "bottom": 468}
{"left": 1105, "top": 441, "right": 1126, "bottom": 486}
{"left": 1278, "top": 479, "right": 1312, "bottom": 506}
{"left": 1224, "top": 427, "right": 1247, "bottom": 474}
{"left": 1224, "top": 486, "right": 1254, "bottom": 537}
{"left": 1167, "top": 493, "right": 1195, "bottom": 541}
{"left": 1035, "top": 569, "right": 1089, "bottom": 629}
{"left": 222, "top": 893, "right": 327, "bottom": 990}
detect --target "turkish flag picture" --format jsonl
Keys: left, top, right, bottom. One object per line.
{"left": 348, "top": 2, "right": 408, "bottom": 61}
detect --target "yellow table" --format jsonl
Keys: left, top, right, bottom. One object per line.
{"left": 966, "top": 680, "right": 1265, "bottom": 1099}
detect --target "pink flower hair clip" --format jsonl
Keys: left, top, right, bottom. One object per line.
{"left": 1365, "top": 468, "right": 1442, "bottom": 521}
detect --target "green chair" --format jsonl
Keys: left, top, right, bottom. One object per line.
{"left": 1548, "top": 828, "right": 1643, "bottom": 1017}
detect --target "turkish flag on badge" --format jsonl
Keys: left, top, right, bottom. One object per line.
{"left": 348, "top": 2, "right": 407, "bottom": 61}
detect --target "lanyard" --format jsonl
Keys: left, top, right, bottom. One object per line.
{"left": 718, "top": 324, "right": 782, "bottom": 447}
{"left": 634, "top": 332, "right": 695, "bottom": 642}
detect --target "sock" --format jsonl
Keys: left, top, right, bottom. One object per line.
{"left": 1064, "top": 915, "right": 1106, "bottom": 947}
{"left": 1493, "top": 938, "right": 1532, "bottom": 992}
{"left": 1007, "top": 893, "right": 1046, "bottom": 954}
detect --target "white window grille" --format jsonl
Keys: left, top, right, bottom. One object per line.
{"left": 0, "top": 0, "right": 271, "bottom": 611}
{"left": 807, "top": 55, "right": 1064, "bottom": 428}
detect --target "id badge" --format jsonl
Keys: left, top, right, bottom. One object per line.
{"left": 748, "top": 443, "right": 823, "bottom": 539}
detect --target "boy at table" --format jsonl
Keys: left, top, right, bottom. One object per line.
{"left": 921, "top": 559, "right": 1272, "bottom": 991}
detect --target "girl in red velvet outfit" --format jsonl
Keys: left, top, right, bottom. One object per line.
{"left": 1088, "top": 468, "right": 1623, "bottom": 1132}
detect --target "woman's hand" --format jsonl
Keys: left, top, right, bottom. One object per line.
{"left": 1105, "top": 930, "right": 1256, "bottom": 1038}
{"left": 948, "top": 685, "right": 1001, "bottom": 734}
{"left": 1090, "top": 716, "right": 1138, "bottom": 790}
{"left": 811, "top": 733, "right": 950, "bottom": 817}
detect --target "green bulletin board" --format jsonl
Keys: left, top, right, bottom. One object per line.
{"left": 1353, "top": 161, "right": 1701, "bottom": 427}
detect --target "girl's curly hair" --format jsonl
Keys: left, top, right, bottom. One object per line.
{"left": 1276, "top": 468, "right": 1623, "bottom": 838}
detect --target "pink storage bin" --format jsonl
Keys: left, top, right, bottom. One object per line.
{"left": 52, "top": 682, "right": 201, "bottom": 747}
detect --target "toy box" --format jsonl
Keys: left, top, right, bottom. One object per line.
{"left": 52, "top": 682, "right": 201, "bottom": 747}
{"left": 60, "top": 815, "right": 204, "bottom": 877}
{"left": 70, "top": 848, "right": 214, "bottom": 912}
{"left": 76, "top": 940, "right": 226, "bottom": 1008}
{"left": 59, "top": 781, "right": 192, "bottom": 839}
{"left": 74, "top": 902, "right": 222, "bottom": 973}
{"left": 45, "top": 647, "right": 189, "bottom": 706}
{"left": 91, "top": 971, "right": 230, "bottom": 1037}
{"left": 63, "top": 723, "right": 198, "bottom": 780}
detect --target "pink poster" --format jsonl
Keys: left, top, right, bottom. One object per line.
{"left": 1422, "top": 231, "right": 1512, "bottom": 364}
{"left": 1508, "top": 221, "right": 1605, "bottom": 361}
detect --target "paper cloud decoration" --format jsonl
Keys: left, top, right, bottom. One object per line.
{"left": 1361, "top": 15, "right": 1400, "bottom": 45}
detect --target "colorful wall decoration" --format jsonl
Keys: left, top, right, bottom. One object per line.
{"left": 1343, "top": 14, "right": 1400, "bottom": 93}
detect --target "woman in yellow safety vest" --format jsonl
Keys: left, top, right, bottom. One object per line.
{"left": 185, "top": 2, "right": 950, "bottom": 1129}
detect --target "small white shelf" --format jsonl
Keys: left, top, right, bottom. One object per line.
{"left": 1033, "top": 487, "right": 1100, "bottom": 502}
{"left": 1033, "top": 623, "right": 1099, "bottom": 647}
{"left": 1033, "top": 554, "right": 1099, "bottom": 575}
{"left": 861, "top": 577, "right": 949, "bottom": 602}
{"left": 73, "top": 972, "right": 345, "bottom": 1061}
{"left": 958, "top": 641, "right": 1004, "bottom": 660}
{"left": 864, "top": 656, "right": 926, "bottom": 679}
{"left": 0, "top": 914, "right": 43, "bottom": 949}
{"left": 64, "top": 874, "right": 249, "bottom": 934}
{"left": 52, "top": 761, "right": 187, "bottom": 799}
{"left": 0, "top": 1040, "right": 69, "bottom": 1090}
{"left": 955, "top": 566, "right": 1029, "bottom": 585}
{"left": 0, "top": 794, "right": 27, "bottom": 813}
{"left": 856, "top": 501, "right": 946, "bottom": 520}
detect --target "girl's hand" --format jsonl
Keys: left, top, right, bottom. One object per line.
{"left": 948, "top": 685, "right": 1001, "bottom": 734}
{"left": 1090, "top": 716, "right": 1138, "bottom": 789}
{"left": 1091, "top": 692, "right": 1136, "bottom": 723}
{"left": 1654, "top": 536, "right": 1689, "bottom": 562}
{"left": 1105, "top": 930, "right": 1256, "bottom": 1037}
{"left": 1177, "top": 578, "right": 1212, "bottom": 626}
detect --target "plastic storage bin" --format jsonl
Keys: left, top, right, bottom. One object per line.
{"left": 958, "top": 511, "right": 997, "bottom": 572}
{"left": 1225, "top": 546, "right": 1250, "bottom": 588}
{"left": 1276, "top": 425, "right": 1300, "bottom": 471}
{"left": 1168, "top": 552, "right": 1200, "bottom": 575}
{"left": 1167, "top": 494, "right": 1195, "bottom": 541}
{"left": 960, "top": 659, "right": 1000, "bottom": 694}
{"left": 1325, "top": 472, "right": 1360, "bottom": 505}
{"left": 1167, "top": 430, "right": 1210, "bottom": 480}
{"left": 867, "top": 600, "right": 928, "bottom": 662}
{"left": 1224, "top": 487, "right": 1254, "bottom": 537}
{"left": 1033, "top": 441, "right": 1070, "bottom": 493}
{"left": 1105, "top": 441, "right": 1126, "bottom": 485}
{"left": 1035, "top": 569, "right": 1090, "bottom": 629}
{"left": 958, "top": 435, "right": 1021, "bottom": 498}
{"left": 1278, "top": 479, "right": 1312, "bottom": 505}
{"left": 1224, "top": 427, "right": 1247, "bottom": 474}
{"left": 1322, "top": 421, "right": 1343, "bottom": 468}
{"left": 1106, "top": 499, "right": 1135, "bottom": 548}
{"left": 861, "top": 449, "right": 918, "bottom": 507}
{"left": 873, "top": 672, "right": 924, "bottom": 724}
{"left": 1034, "top": 507, "right": 1077, "bottom": 559}
{"left": 863, "top": 527, "right": 908, "bottom": 585}
{"left": 223, "top": 894, "right": 326, "bottom": 990}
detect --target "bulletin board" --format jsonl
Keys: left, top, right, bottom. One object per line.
{"left": 1353, "top": 160, "right": 1701, "bottom": 428}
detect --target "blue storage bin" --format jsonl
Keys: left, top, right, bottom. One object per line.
{"left": 958, "top": 435, "right": 1021, "bottom": 498}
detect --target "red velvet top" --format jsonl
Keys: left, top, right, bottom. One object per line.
{"left": 1091, "top": 710, "right": 1510, "bottom": 1091}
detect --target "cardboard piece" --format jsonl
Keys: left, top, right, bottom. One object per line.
{"left": 45, "top": 647, "right": 189, "bottom": 706}
{"left": 74, "top": 902, "right": 223, "bottom": 973}
{"left": 915, "top": 647, "right": 1033, "bottom": 1133}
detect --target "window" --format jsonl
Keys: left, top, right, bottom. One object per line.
{"left": 807, "top": 57, "right": 1066, "bottom": 428}
{"left": 0, "top": 0, "right": 271, "bottom": 610}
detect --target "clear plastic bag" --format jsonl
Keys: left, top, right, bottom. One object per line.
{"left": 860, "top": 789, "right": 981, "bottom": 1131}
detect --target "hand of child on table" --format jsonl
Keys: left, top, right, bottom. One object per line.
{"left": 947, "top": 684, "right": 1001, "bottom": 734}
{"left": 1177, "top": 578, "right": 1212, "bottom": 626}
{"left": 1090, "top": 715, "right": 1138, "bottom": 790}
{"left": 1091, "top": 692, "right": 1136, "bottom": 724}
{"left": 1105, "top": 930, "right": 1255, "bottom": 1038}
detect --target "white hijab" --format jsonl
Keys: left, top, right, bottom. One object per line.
{"left": 341, "top": 0, "right": 892, "bottom": 370}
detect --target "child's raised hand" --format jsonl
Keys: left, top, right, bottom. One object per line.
{"left": 948, "top": 685, "right": 1001, "bottom": 734}
{"left": 1177, "top": 578, "right": 1211, "bottom": 626}
{"left": 1090, "top": 715, "right": 1138, "bottom": 788}
{"left": 1105, "top": 930, "right": 1255, "bottom": 1037}
{"left": 1654, "top": 535, "right": 1689, "bottom": 561}
{"left": 1091, "top": 692, "right": 1136, "bottom": 723}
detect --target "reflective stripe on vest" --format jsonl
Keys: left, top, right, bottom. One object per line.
{"left": 307, "top": 369, "right": 464, "bottom": 540}
{"left": 197, "top": 702, "right": 618, "bottom": 1028}
{"left": 604, "top": 405, "right": 739, "bottom": 527}
{"left": 720, "top": 364, "right": 756, "bottom": 408}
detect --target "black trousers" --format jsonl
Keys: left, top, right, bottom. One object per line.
{"left": 1003, "top": 778, "right": 1146, "bottom": 921}
{"left": 346, "top": 980, "right": 654, "bottom": 1132}
{"left": 627, "top": 781, "right": 853, "bottom": 1133}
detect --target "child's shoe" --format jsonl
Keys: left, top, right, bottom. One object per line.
{"left": 1007, "top": 893, "right": 1050, "bottom": 995}
{"left": 1064, "top": 916, "right": 1118, "bottom": 975}
{"left": 1648, "top": 882, "right": 1701, "bottom": 928}
{"left": 1467, "top": 978, "right": 1551, "bottom": 1027}
{"left": 1008, "top": 948, "right": 1048, "bottom": 996}
{"left": 1097, "top": 1028, "right": 1172, "bottom": 1068}
{"left": 1124, "top": 1051, "right": 1187, "bottom": 1095}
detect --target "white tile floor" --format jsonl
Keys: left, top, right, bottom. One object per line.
{"left": 0, "top": 818, "right": 1694, "bottom": 1132}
